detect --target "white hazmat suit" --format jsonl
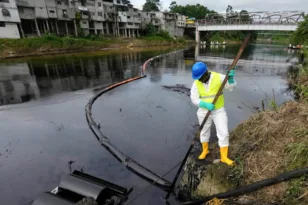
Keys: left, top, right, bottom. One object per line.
{"left": 190, "top": 72, "right": 236, "bottom": 147}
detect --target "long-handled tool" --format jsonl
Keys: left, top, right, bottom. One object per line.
{"left": 165, "top": 34, "right": 252, "bottom": 200}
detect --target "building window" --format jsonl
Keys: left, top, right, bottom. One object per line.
{"left": 98, "top": 12, "right": 102, "bottom": 16}
{"left": 0, "top": 22, "right": 5, "bottom": 27}
{"left": 98, "top": 2, "right": 102, "bottom": 7}
{"left": 117, "top": 0, "right": 120, "bottom": 4}
{"left": 49, "top": 10, "right": 55, "bottom": 13}
{"left": 110, "top": 6, "right": 113, "bottom": 9}
{"left": 2, "top": 9, "right": 11, "bottom": 17}
{"left": 83, "top": 21, "right": 87, "bottom": 24}
{"left": 57, "top": 0, "right": 61, "bottom": 5}
{"left": 127, "top": 16, "right": 130, "bottom": 19}
{"left": 62, "top": 10, "right": 67, "bottom": 16}
{"left": 0, "top": 0, "right": 10, "bottom": 3}
{"left": 64, "top": 0, "right": 69, "bottom": 5}
{"left": 155, "top": 20, "right": 158, "bottom": 23}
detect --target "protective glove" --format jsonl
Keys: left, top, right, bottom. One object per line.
{"left": 228, "top": 69, "right": 235, "bottom": 84}
{"left": 199, "top": 101, "right": 215, "bottom": 111}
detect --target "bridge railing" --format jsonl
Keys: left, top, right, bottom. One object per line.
{"left": 195, "top": 11, "right": 305, "bottom": 26}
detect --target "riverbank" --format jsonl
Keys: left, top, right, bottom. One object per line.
{"left": 0, "top": 35, "right": 192, "bottom": 59}
{"left": 256, "top": 36, "right": 290, "bottom": 45}
{"left": 176, "top": 52, "right": 308, "bottom": 204}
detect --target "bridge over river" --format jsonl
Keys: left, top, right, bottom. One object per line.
{"left": 192, "top": 11, "right": 305, "bottom": 42}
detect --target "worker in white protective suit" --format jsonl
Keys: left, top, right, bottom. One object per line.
{"left": 190, "top": 62, "right": 236, "bottom": 166}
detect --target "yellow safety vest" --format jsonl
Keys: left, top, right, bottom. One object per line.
{"left": 195, "top": 72, "right": 224, "bottom": 110}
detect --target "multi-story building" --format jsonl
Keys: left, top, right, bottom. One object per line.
{"left": 165, "top": 13, "right": 186, "bottom": 37}
{"left": 141, "top": 11, "right": 163, "bottom": 31}
{"left": 0, "top": 0, "right": 21, "bottom": 38}
{"left": 141, "top": 11, "right": 186, "bottom": 37}
{"left": 1, "top": 0, "right": 186, "bottom": 39}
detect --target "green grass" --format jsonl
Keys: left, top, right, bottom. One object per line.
{"left": 209, "top": 34, "right": 225, "bottom": 42}
{"left": 140, "top": 32, "right": 187, "bottom": 44}
{"left": 285, "top": 142, "right": 308, "bottom": 171}
{"left": 140, "top": 35, "right": 172, "bottom": 42}
{"left": 0, "top": 33, "right": 187, "bottom": 57}
{"left": 0, "top": 34, "right": 112, "bottom": 54}
{"left": 284, "top": 177, "right": 307, "bottom": 205}
{"left": 271, "top": 35, "right": 291, "bottom": 44}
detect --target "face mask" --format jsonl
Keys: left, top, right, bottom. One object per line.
{"left": 200, "top": 72, "right": 210, "bottom": 83}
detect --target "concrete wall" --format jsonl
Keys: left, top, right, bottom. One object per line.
{"left": 164, "top": 20, "right": 184, "bottom": 37}
{"left": 175, "top": 27, "right": 184, "bottom": 37}
{"left": 47, "top": 7, "right": 57, "bottom": 18}
{"left": 35, "top": 7, "right": 48, "bottom": 18}
{"left": 34, "top": 0, "right": 48, "bottom": 18}
{"left": 0, "top": 0, "right": 21, "bottom": 23}
{"left": 94, "top": 21, "right": 103, "bottom": 29}
{"left": 0, "top": 8, "right": 21, "bottom": 22}
{"left": 0, "top": 0, "right": 18, "bottom": 8}
{"left": 134, "top": 15, "right": 141, "bottom": 24}
{"left": 93, "top": 0, "right": 104, "bottom": 21}
{"left": 113, "top": 0, "right": 125, "bottom": 6}
{"left": 18, "top": 7, "right": 35, "bottom": 19}
{"left": 56, "top": 8, "right": 75, "bottom": 20}
{"left": 80, "top": 19, "right": 89, "bottom": 28}
{"left": 141, "top": 11, "right": 164, "bottom": 28}
{"left": 45, "top": 0, "right": 57, "bottom": 18}
{"left": 164, "top": 13, "right": 176, "bottom": 20}
{"left": 45, "top": 0, "right": 56, "bottom": 7}
{"left": 141, "top": 12, "right": 151, "bottom": 28}
{"left": 176, "top": 14, "right": 186, "bottom": 27}
{"left": 16, "top": 0, "right": 35, "bottom": 7}
{"left": 103, "top": 2, "right": 114, "bottom": 13}
{"left": 0, "top": 22, "right": 20, "bottom": 38}
{"left": 118, "top": 11, "right": 127, "bottom": 22}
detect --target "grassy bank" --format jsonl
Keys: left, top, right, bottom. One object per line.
{"left": 209, "top": 33, "right": 241, "bottom": 44}
{"left": 220, "top": 50, "right": 308, "bottom": 204}
{"left": 0, "top": 34, "right": 191, "bottom": 59}
{"left": 177, "top": 49, "right": 308, "bottom": 205}
{"left": 256, "top": 35, "right": 291, "bottom": 45}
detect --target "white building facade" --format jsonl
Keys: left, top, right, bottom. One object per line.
{"left": 0, "top": 0, "right": 186, "bottom": 39}
{"left": 0, "top": 0, "right": 21, "bottom": 38}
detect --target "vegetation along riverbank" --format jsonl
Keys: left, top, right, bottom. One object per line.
{"left": 176, "top": 16, "right": 308, "bottom": 205}
{"left": 0, "top": 33, "right": 191, "bottom": 59}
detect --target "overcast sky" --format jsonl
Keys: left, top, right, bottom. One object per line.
{"left": 131, "top": 0, "right": 308, "bottom": 13}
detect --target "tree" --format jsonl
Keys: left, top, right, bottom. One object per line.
{"left": 239, "top": 10, "right": 250, "bottom": 24}
{"left": 226, "top": 5, "right": 233, "bottom": 16}
{"left": 143, "top": 0, "right": 161, "bottom": 12}
{"left": 291, "top": 15, "right": 308, "bottom": 45}
{"left": 169, "top": 2, "right": 214, "bottom": 19}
